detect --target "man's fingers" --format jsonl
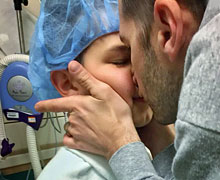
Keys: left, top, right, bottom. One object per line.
{"left": 68, "top": 61, "right": 108, "bottom": 99}
{"left": 35, "top": 96, "right": 79, "bottom": 112}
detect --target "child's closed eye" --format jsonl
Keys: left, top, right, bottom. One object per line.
{"left": 111, "top": 58, "right": 130, "bottom": 66}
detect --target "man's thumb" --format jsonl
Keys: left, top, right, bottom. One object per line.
{"left": 68, "top": 60, "right": 103, "bottom": 99}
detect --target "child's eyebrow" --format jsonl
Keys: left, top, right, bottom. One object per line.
{"left": 107, "top": 45, "right": 130, "bottom": 53}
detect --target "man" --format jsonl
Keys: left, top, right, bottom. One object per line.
{"left": 35, "top": 0, "right": 220, "bottom": 179}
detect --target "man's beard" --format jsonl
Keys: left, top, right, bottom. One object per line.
{"left": 141, "top": 45, "right": 183, "bottom": 125}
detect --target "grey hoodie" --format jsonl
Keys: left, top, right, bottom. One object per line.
{"left": 109, "top": 0, "right": 220, "bottom": 179}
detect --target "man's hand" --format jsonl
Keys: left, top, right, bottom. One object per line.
{"left": 35, "top": 61, "right": 140, "bottom": 160}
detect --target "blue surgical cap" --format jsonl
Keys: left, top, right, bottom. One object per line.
{"left": 28, "top": 0, "right": 119, "bottom": 100}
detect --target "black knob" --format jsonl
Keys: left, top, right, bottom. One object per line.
{"left": 22, "top": 0, "right": 28, "bottom": 6}
{"left": 13, "top": 0, "right": 28, "bottom": 11}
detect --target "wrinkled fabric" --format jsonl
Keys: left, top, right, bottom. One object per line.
{"left": 37, "top": 147, "right": 117, "bottom": 180}
{"left": 28, "top": 0, "right": 119, "bottom": 100}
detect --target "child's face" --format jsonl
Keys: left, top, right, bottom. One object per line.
{"left": 82, "top": 33, "right": 152, "bottom": 127}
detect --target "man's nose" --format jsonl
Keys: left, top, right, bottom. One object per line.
{"left": 132, "top": 74, "right": 138, "bottom": 88}
{"left": 131, "top": 66, "right": 138, "bottom": 87}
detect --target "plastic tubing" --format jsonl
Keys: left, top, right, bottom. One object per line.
{"left": 0, "top": 54, "right": 29, "bottom": 158}
{"left": 0, "top": 54, "right": 42, "bottom": 178}
{"left": 26, "top": 125, "right": 42, "bottom": 178}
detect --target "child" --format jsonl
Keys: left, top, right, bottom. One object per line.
{"left": 28, "top": 0, "right": 157, "bottom": 179}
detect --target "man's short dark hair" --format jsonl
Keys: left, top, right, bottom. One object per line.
{"left": 121, "top": 0, "right": 207, "bottom": 50}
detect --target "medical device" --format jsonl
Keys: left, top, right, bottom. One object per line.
{"left": 0, "top": 57, "right": 43, "bottom": 130}
{"left": 0, "top": 1, "right": 43, "bottom": 178}
{"left": 0, "top": 55, "right": 43, "bottom": 179}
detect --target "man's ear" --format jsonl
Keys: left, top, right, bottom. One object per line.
{"left": 154, "top": 0, "right": 183, "bottom": 62}
{"left": 50, "top": 70, "right": 79, "bottom": 97}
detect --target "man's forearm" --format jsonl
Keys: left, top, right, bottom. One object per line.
{"left": 109, "top": 142, "right": 165, "bottom": 180}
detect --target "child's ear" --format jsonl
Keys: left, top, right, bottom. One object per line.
{"left": 50, "top": 70, "right": 79, "bottom": 97}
